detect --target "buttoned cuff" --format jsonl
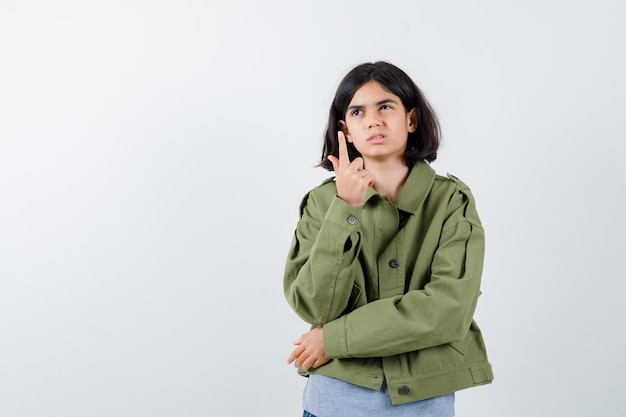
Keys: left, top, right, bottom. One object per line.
{"left": 324, "top": 196, "right": 363, "bottom": 231}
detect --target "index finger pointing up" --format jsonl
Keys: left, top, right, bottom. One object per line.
{"left": 337, "top": 130, "right": 349, "bottom": 165}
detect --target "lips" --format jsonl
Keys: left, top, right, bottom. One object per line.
{"left": 367, "top": 133, "right": 386, "bottom": 143}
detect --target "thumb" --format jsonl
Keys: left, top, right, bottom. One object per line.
{"left": 327, "top": 155, "right": 339, "bottom": 172}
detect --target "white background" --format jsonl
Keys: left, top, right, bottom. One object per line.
{"left": 1, "top": 1, "right": 625, "bottom": 416}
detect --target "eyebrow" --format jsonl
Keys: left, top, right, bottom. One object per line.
{"left": 347, "top": 98, "right": 399, "bottom": 111}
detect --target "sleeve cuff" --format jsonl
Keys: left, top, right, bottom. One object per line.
{"left": 324, "top": 196, "right": 364, "bottom": 231}
{"left": 323, "top": 315, "right": 349, "bottom": 358}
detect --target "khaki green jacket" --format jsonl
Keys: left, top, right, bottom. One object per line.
{"left": 284, "top": 162, "right": 493, "bottom": 404}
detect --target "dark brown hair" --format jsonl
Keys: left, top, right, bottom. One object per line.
{"left": 319, "top": 61, "right": 440, "bottom": 170}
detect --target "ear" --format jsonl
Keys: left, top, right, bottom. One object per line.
{"left": 407, "top": 108, "right": 419, "bottom": 133}
{"left": 337, "top": 120, "right": 352, "bottom": 142}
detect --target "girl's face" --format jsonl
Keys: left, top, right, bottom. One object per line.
{"left": 340, "top": 80, "right": 417, "bottom": 166}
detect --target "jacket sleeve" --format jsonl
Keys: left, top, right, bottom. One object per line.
{"left": 323, "top": 179, "right": 485, "bottom": 358}
{"left": 283, "top": 188, "right": 365, "bottom": 326}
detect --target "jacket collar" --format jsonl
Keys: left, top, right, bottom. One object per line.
{"left": 396, "top": 162, "right": 436, "bottom": 214}
{"left": 362, "top": 162, "right": 435, "bottom": 214}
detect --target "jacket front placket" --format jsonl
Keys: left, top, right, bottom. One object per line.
{"left": 375, "top": 198, "right": 406, "bottom": 300}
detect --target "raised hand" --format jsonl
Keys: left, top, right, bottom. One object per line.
{"left": 326, "top": 131, "right": 375, "bottom": 207}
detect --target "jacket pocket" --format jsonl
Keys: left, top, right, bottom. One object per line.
{"left": 342, "top": 284, "right": 362, "bottom": 315}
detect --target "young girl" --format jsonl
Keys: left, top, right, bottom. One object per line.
{"left": 284, "top": 62, "right": 493, "bottom": 417}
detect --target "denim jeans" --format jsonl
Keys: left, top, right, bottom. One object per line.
{"left": 302, "top": 375, "right": 455, "bottom": 417}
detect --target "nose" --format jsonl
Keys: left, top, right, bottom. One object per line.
{"left": 366, "top": 115, "right": 381, "bottom": 128}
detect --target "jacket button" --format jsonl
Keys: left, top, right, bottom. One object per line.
{"left": 398, "top": 385, "right": 410, "bottom": 394}
{"left": 347, "top": 215, "right": 357, "bottom": 225}
{"left": 389, "top": 259, "right": 400, "bottom": 268}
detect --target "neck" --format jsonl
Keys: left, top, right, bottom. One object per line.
{"left": 364, "top": 158, "right": 410, "bottom": 203}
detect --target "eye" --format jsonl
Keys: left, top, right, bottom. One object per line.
{"left": 380, "top": 104, "right": 392, "bottom": 110}
{"left": 350, "top": 109, "right": 363, "bottom": 117}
